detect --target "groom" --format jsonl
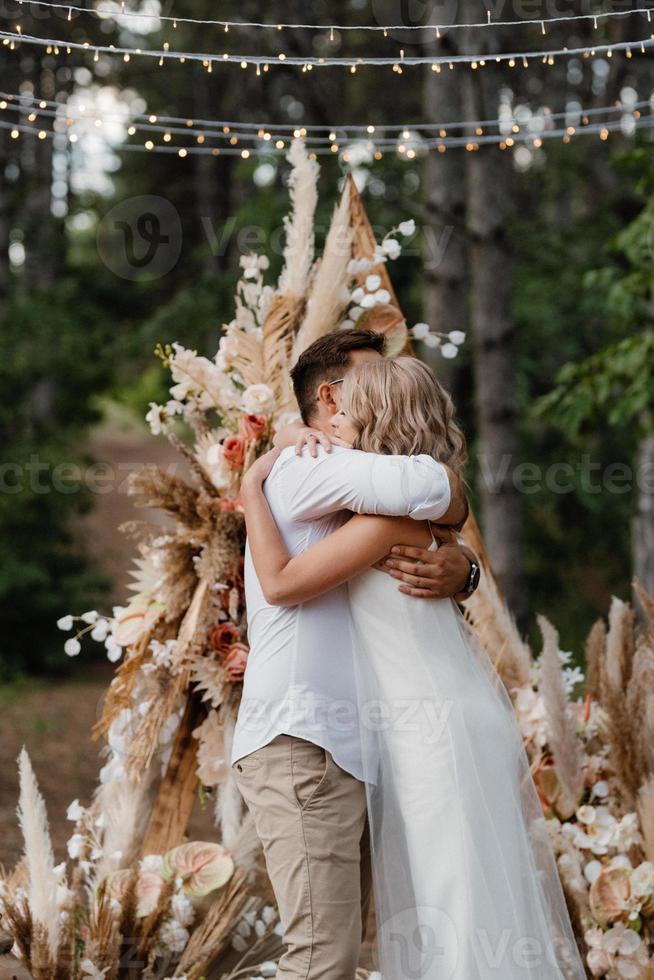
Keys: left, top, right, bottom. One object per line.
{"left": 232, "top": 329, "right": 480, "bottom": 979}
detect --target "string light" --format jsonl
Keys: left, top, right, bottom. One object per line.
{"left": 2, "top": 27, "right": 654, "bottom": 72}
{"left": 12, "top": 0, "right": 654, "bottom": 35}
{"left": 1, "top": 91, "right": 649, "bottom": 145}
{"left": 1, "top": 110, "right": 651, "bottom": 155}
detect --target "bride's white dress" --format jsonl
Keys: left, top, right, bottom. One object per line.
{"left": 348, "top": 538, "right": 586, "bottom": 980}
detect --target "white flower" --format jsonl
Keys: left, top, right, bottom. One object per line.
{"left": 350, "top": 286, "right": 365, "bottom": 303}
{"left": 614, "top": 813, "right": 640, "bottom": 850}
{"left": 381, "top": 238, "right": 401, "bottom": 259}
{"left": 347, "top": 257, "right": 373, "bottom": 275}
{"left": 158, "top": 920, "right": 190, "bottom": 953}
{"left": 424, "top": 334, "right": 441, "bottom": 349}
{"left": 372, "top": 288, "right": 391, "bottom": 305}
{"left": 411, "top": 323, "right": 430, "bottom": 340}
{"left": 80, "top": 610, "right": 98, "bottom": 624}
{"left": 80, "top": 958, "right": 109, "bottom": 979}
{"left": 631, "top": 861, "right": 654, "bottom": 897}
{"left": 440, "top": 342, "right": 459, "bottom": 359}
{"left": 172, "top": 892, "right": 195, "bottom": 927}
{"left": 398, "top": 219, "right": 416, "bottom": 236}
{"left": 90, "top": 619, "right": 109, "bottom": 642}
{"left": 340, "top": 319, "right": 356, "bottom": 330}
{"left": 242, "top": 383, "right": 276, "bottom": 416}
{"left": 584, "top": 860, "right": 602, "bottom": 884}
{"left": 261, "top": 906, "right": 276, "bottom": 924}
{"left": 66, "top": 799, "right": 84, "bottom": 822}
{"left": 232, "top": 933, "right": 248, "bottom": 952}
{"left": 57, "top": 615, "right": 74, "bottom": 631}
{"left": 141, "top": 854, "right": 165, "bottom": 874}
{"left": 64, "top": 638, "right": 81, "bottom": 657}
{"left": 145, "top": 402, "right": 168, "bottom": 436}
{"left": 563, "top": 665, "right": 585, "bottom": 694}
{"left": 105, "top": 639, "right": 123, "bottom": 663}
{"left": 448, "top": 330, "right": 466, "bottom": 345}
{"left": 592, "top": 780, "right": 609, "bottom": 799}
{"left": 365, "top": 274, "right": 381, "bottom": 292}
{"left": 360, "top": 293, "right": 376, "bottom": 309}
{"left": 348, "top": 305, "right": 363, "bottom": 321}
{"left": 67, "top": 833, "right": 85, "bottom": 859}
{"left": 260, "top": 962, "right": 278, "bottom": 976}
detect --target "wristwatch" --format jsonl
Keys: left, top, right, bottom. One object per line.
{"left": 460, "top": 558, "right": 481, "bottom": 597}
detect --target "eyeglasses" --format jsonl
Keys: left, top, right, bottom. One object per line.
{"left": 314, "top": 378, "right": 345, "bottom": 401}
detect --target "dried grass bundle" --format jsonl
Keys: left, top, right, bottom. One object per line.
{"left": 90, "top": 763, "right": 160, "bottom": 884}
{"left": 625, "top": 637, "right": 654, "bottom": 779}
{"left": 634, "top": 580, "right": 654, "bottom": 637}
{"left": 126, "top": 465, "right": 203, "bottom": 531}
{"left": 638, "top": 776, "right": 654, "bottom": 865}
{"left": 602, "top": 596, "right": 635, "bottom": 695}
{"left": 538, "top": 616, "right": 584, "bottom": 814}
{"left": 16, "top": 749, "right": 59, "bottom": 962}
{"left": 85, "top": 879, "right": 121, "bottom": 978}
{"left": 278, "top": 139, "right": 319, "bottom": 297}
{"left": 584, "top": 617, "right": 606, "bottom": 701}
{"left": 213, "top": 694, "right": 246, "bottom": 851}
{"left": 292, "top": 181, "right": 353, "bottom": 362}
{"left": 173, "top": 869, "right": 250, "bottom": 978}
{"left": 461, "top": 514, "right": 532, "bottom": 693}
{"left": 92, "top": 632, "right": 154, "bottom": 741}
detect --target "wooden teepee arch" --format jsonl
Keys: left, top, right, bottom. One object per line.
{"left": 137, "top": 174, "right": 499, "bottom": 859}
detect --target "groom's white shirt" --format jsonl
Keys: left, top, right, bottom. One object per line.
{"left": 231, "top": 445, "right": 452, "bottom": 781}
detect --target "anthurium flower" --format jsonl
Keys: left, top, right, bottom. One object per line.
{"left": 162, "top": 842, "right": 234, "bottom": 898}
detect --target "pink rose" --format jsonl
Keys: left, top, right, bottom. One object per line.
{"left": 210, "top": 623, "right": 240, "bottom": 655}
{"left": 223, "top": 435, "right": 246, "bottom": 469}
{"left": 222, "top": 642, "right": 249, "bottom": 681}
{"left": 239, "top": 414, "right": 268, "bottom": 442}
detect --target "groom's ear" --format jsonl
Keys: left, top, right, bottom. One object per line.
{"left": 315, "top": 381, "right": 339, "bottom": 414}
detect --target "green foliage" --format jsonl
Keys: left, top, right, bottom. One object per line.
{"left": 534, "top": 332, "right": 654, "bottom": 437}
{"left": 0, "top": 283, "right": 116, "bottom": 678}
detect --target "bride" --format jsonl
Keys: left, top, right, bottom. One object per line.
{"left": 241, "top": 356, "right": 586, "bottom": 980}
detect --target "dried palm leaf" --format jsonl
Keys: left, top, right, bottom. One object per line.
{"left": 292, "top": 180, "right": 353, "bottom": 362}
{"left": 538, "top": 616, "right": 584, "bottom": 814}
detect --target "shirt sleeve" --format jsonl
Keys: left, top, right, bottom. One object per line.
{"left": 280, "top": 446, "right": 452, "bottom": 522}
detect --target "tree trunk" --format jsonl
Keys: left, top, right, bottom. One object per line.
{"left": 633, "top": 433, "right": 654, "bottom": 596}
{"left": 421, "top": 31, "right": 467, "bottom": 345}
{"left": 461, "top": 28, "right": 526, "bottom": 622}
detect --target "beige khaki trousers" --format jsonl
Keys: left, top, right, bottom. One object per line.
{"left": 233, "top": 734, "right": 372, "bottom": 979}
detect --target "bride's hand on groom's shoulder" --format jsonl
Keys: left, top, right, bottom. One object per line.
{"left": 272, "top": 419, "right": 352, "bottom": 458}
{"left": 381, "top": 527, "right": 476, "bottom": 600}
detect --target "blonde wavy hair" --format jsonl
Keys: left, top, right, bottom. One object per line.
{"left": 340, "top": 357, "right": 468, "bottom": 474}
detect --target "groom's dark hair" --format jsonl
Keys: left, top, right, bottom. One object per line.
{"left": 291, "top": 329, "right": 386, "bottom": 423}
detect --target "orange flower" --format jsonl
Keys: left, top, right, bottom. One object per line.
{"left": 239, "top": 414, "right": 268, "bottom": 442}
{"left": 210, "top": 623, "right": 240, "bottom": 655}
{"left": 223, "top": 435, "right": 246, "bottom": 469}
{"left": 222, "top": 642, "right": 249, "bottom": 681}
